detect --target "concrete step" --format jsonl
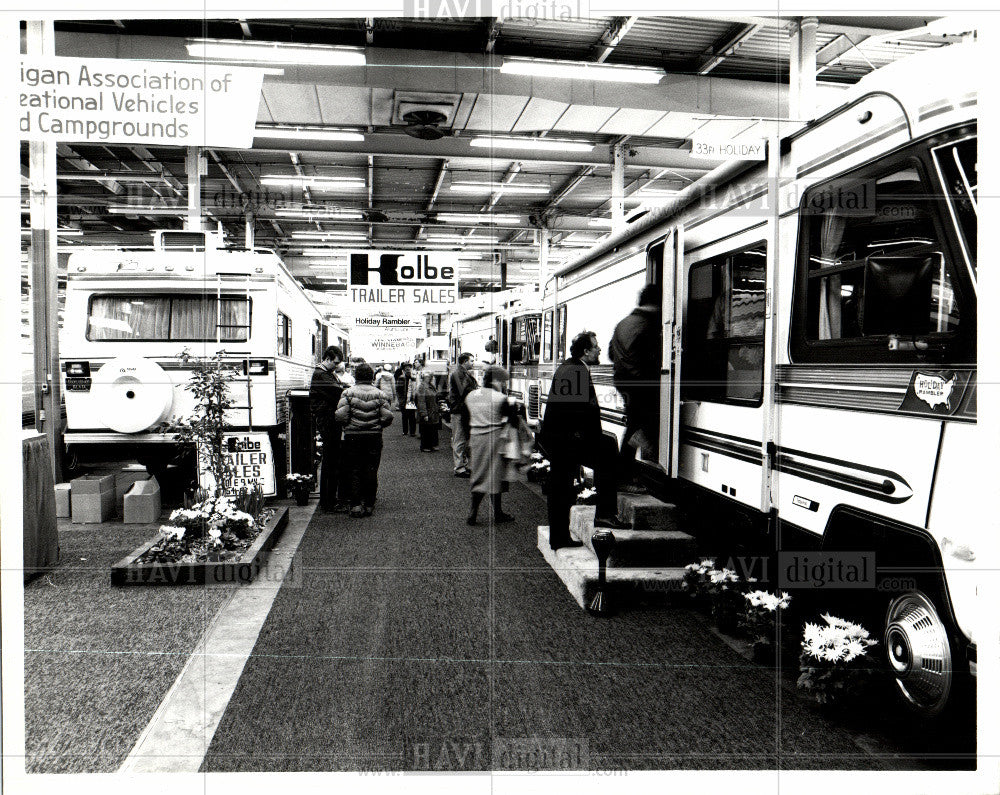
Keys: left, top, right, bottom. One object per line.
{"left": 538, "top": 525, "right": 686, "bottom": 610}
{"left": 617, "top": 492, "right": 679, "bottom": 532}
{"left": 568, "top": 504, "right": 697, "bottom": 569}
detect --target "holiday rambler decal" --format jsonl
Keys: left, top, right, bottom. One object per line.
{"left": 898, "top": 370, "right": 974, "bottom": 417}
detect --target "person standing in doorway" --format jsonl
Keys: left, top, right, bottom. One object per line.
{"left": 448, "top": 353, "right": 478, "bottom": 478}
{"left": 309, "top": 345, "right": 347, "bottom": 512}
{"left": 334, "top": 363, "right": 393, "bottom": 518}
{"left": 609, "top": 284, "right": 662, "bottom": 493}
{"left": 537, "top": 331, "right": 625, "bottom": 550}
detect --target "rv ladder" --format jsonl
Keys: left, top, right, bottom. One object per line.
{"left": 216, "top": 273, "right": 254, "bottom": 431}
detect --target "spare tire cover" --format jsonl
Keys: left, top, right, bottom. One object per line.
{"left": 91, "top": 357, "right": 174, "bottom": 433}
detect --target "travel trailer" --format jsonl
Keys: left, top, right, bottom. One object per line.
{"left": 538, "top": 44, "right": 978, "bottom": 717}
{"left": 60, "top": 230, "right": 340, "bottom": 487}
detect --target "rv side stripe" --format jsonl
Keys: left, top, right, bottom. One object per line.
{"left": 795, "top": 121, "right": 909, "bottom": 180}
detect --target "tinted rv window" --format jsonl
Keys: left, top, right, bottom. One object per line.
{"left": 795, "top": 158, "right": 966, "bottom": 362}
{"left": 933, "top": 137, "right": 977, "bottom": 275}
{"left": 277, "top": 313, "right": 292, "bottom": 356}
{"left": 682, "top": 244, "right": 766, "bottom": 405}
{"left": 87, "top": 295, "right": 250, "bottom": 341}
{"left": 511, "top": 315, "right": 541, "bottom": 364}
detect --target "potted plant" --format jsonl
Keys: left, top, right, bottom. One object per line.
{"left": 681, "top": 558, "right": 717, "bottom": 605}
{"left": 706, "top": 567, "right": 748, "bottom": 634}
{"left": 739, "top": 589, "right": 792, "bottom": 664}
{"left": 797, "top": 614, "right": 879, "bottom": 710}
{"left": 286, "top": 472, "right": 316, "bottom": 506}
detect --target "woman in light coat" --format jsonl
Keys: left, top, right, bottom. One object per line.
{"left": 460, "top": 365, "right": 517, "bottom": 525}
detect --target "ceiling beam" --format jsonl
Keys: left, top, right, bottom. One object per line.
{"left": 55, "top": 33, "right": 791, "bottom": 119}
{"left": 240, "top": 132, "right": 707, "bottom": 171}
{"left": 414, "top": 159, "right": 447, "bottom": 241}
{"left": 697, "top": 23, "right": 762, "bottom": 75}
{"left": 593, "top": 16, "right": 637, "bottom": 63}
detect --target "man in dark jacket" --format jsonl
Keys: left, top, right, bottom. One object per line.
{"left": 538, "top": 331, "right": 624, "bottom": 550}
{"left": 447, "top": 353, "right": 478, "bottom": 477}
{"left": 608, "top": 284, "right": 661, "bottom": 491}
{"left": 310, "top": 346, "right": 347, "bottom": 511}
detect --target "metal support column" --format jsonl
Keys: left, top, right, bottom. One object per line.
{"left": 538, "top": 226, "right": 550, "bottom": 297}
{"left": 789, "top": 17, "right": 819, "bottom": 123}
{"left": 611, "top": 142, "right": 626, "bottom": 233}
{"left": 27, "top": 20, "right": 62, "bottom": 477}
{"left": 185, "top": 146, "right": 203, "bottom": 231}
{"left": 245, "top": 212, "right": 255, "bottom": 248}
{"left": 500, "top": 255, "right": 508, "bottom": 291}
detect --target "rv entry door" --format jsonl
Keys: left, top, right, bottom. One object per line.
{"left": 649, "top": 228, "right": 683, "bottom": 477}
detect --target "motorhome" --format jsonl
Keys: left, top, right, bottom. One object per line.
{"left": 539, "top": 44, "right": 978, "bottom": 717}
{"left": 60, "top": 230, "right": 340, "bottom": 490}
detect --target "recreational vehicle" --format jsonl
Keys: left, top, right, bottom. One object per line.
{"left": 60, "top": 230, "right": 340, "bottom": 489}
{"left": 540, "top": 44, "right": 978, "bottom": 717}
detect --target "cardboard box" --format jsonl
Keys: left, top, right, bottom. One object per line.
{"left": 71, "top": 474, "right": 114, "bottom": 495}
{"left": 72, "top": 488, "right": 115, "bottom": 524}
{"left": 123, "top": 477, "right": 161, "bottom": 525}
{"left": 54, "top": 483, "right": 71, "bottom": 518}
{"left": 115, "top": 465, "right": 150, "bottom": 518}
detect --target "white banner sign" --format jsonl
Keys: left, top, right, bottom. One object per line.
{"left": 19, "top": 57, "right": 266, "bottom": 148}
{"left": 198, "top": 432, "right": 276, "bottom": 497}
{"left": 349, "top": 251, "right": 458, "bottom": 310}
{"left": 350, "top": 333, "right": 419, "bottom": 363}
{"left": 691, "top": 135, "right": 765, "bottom": 161}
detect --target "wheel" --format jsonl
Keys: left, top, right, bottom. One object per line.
{"left": 883, "top": 591, "right": 954, "bottom": 717}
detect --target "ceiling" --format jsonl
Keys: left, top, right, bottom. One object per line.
{"left": 22, "top": 14, "right": 961, "bottom": 299}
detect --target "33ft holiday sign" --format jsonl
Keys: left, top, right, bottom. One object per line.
{"left": 349, "top": 251, "right": 458, "bottom": 309}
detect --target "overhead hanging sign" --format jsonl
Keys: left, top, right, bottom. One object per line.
{"left": 349, "top": 252, "right": 459, "bottom": 310}
{"left": 690, "top": 135, "right": 766, "bottom": 161}
{"left": 351, "top": 314, "right": 425, "bottom": 332}
{"left": 19, "top": 57, "right": 266, "bottom": 148}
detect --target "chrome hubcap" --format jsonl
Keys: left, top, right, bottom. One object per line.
{"left": 884, "top": 592, "right": 953, "bottom": 716}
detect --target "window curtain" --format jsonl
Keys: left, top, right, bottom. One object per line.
{"left": 817, "top": 211, "right": 848, "bottom": 340}
{"left": 88, "top": 296, "right": 170, "bottom": 339}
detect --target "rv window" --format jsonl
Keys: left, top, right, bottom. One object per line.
{"left": 510, "top": 315, "right": 541, "bottom": 364}
{"left": 277, "top": 313, "right": 292, "bottom": 356}
{"left": 556, "top": 305, "right": 567, "bottom": 361}
{"left": 933, "top": 137, "right": 977, "bottom": 275}
{"left": 542, "top": 310, "right": 553, "bottom": 362}
{"left": 682, "top": 244, "right": 766, "bottom": 406}
{"left": 87, "top": 295, "right": 250, "bottom": 341}
{"left": 797, "top": 159, "right": 963, "bottom": 357}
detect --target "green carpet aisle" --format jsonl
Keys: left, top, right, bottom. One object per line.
{"left": 201, "top": 425, "right": 922, "bottom": 772}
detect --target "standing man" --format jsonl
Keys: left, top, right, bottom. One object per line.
{"left": 448, "top": 353, "right": 478, "bottom": 478}
{"left": 609, "top": 284, "right": 662, "bottom": 493}
{"left": 537, "top": 331, "right": 625, "bottom": 550}
{"left": 310, "top": 345, "right": 347, "bottom": 512}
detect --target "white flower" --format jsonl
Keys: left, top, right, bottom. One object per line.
{"left": 208, "top": 527, "right": 222, "bottom": 540}
{"left": 159, "top": 524, "right": 185, "bottom": 541}
{"left": 745, "top": 591, "right": 765, "bottom": 607}
{"left": 821, "top": 645, "right": 845, "bottom": 663}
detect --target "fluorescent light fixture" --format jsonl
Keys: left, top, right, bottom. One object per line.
{"left": 302, "top": 247, "right": 365, "bottom": 256}
{"left": 275, "top": 208, "right": 364, "bottom": 220}
{"left": 588, "top": 218, "right": 613, "bottom": 228}
{"left": 450, "top": 182, "right": 550, "bottom": 195}
{"left": 254, "top": 126, "right": 365, "bottom": 142}
{"left": 187, "top": 38, "right": 365, "bottom": 66}
{"left": 308, "top": 264, "right": 345, "bottom": 269}
{"left": 291, "top": 230, "right": 366, "bottom": 239}
{"left": 435, "top": 213, "right": 522, "bottom": 224}
{"left": 469, "top": 136, "right": 594, "bottom": 153}
{"left": 501, "top": 57, "right": 664, "bottom": 84}
{"left": 107, "top": 205, "right": 188, "bottom": 216}
{"left": 262, "top": 176, "right": 365, "bottom": 189}
{"left": 58, "top": 172, "right": 169, "bottom": 183}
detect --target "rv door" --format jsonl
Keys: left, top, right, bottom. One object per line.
{"left": 658, "top": 228, "right": 683, "bottom": 477}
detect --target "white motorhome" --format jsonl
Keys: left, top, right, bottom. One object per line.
{"left": 539, "top": 44, "right": 978, "bottom": 716}
{"left": 60, "top": 230, "right": 339, "bottom": 484}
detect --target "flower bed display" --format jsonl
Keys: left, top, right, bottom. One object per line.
{"left": 111, "top": 498, "right": 288, "bottom": 586}
{"left": 797, "top": 614, "right": 880, "bottom": 707}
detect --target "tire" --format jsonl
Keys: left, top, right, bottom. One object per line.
{"left": 91, "top": 357, "right": 174, "bottom": 433}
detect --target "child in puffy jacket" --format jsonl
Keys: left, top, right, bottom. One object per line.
{"left": 334, "top": 363, "right": 393, "bottom": 518}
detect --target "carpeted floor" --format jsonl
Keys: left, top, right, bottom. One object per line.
{"left": 23, "top": 518, "right": 231, "bottom": 773}
{"left": 201, "top": 424, "right": 968, "bottom": 773}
